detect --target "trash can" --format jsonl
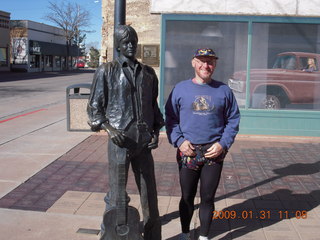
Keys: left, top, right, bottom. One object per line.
{"left": 66, "top": 83, "right": 92, "bottom": 131}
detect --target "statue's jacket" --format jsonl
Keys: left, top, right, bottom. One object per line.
{"left": 87, "top": 58, "right": 164, "bottom": 134}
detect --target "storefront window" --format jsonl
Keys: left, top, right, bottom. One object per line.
{"left": 163, "top": 20, "right": 248, "bottom": 105}
{"left": 248, "top": 22, "right": 320, "bottom": 110}
{"left": 0, "top": 47, "right": 8, "bottom": 67}
{"left": 61, "top": 57, "right": 66, "bottom": 69}
{"left": 68, "top": 56, "right": 73, "bottom": 68}
{"left": 54, "top": 56, "right": 61, "bottom": 68}
{"left": 163, "top": 17, "right": 320, "bottom": 112}
{"left": 45, "top": 55, "right": 52, "bottom": 67}
{"left": 72, "top": 57, "right": 77, "bottom": 67}
{"left": 30, "top": 55, "right": 40, "bottom": 68}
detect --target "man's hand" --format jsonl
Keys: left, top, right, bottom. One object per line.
{"left": 148, "top": 133, "right": 159, "bottom": 149}
{"left": 204, "top": 142, "right": 223, "bottom": 158}
{"left": 101, "top": 123, "right": 126, "bottom": 148}
{"left": 179, "top": 140, "right": 196, "bottom": 157}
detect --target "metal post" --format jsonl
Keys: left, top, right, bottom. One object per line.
{"left": 113, "top": 0, "right": 126, "bottom": 60}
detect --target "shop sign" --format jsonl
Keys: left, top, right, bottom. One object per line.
{"left": 29, "top": 41, "right": 41, "bottom": 54}
{"left": 141, "top": 44, "right": 159, "bottom": 67}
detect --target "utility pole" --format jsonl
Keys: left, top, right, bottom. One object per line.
{"left": 113, "top": 0, "right": 126, "bottom": 60}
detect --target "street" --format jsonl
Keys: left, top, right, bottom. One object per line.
{"left": 0, "top": 69, "right": 94, "bottom": 205}
{"left": 0, "top": 69, "right": 95, "bottom": 145}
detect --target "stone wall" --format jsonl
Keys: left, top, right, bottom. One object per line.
{"left": 101, "top": 0, "right": 160, "bottom": 65}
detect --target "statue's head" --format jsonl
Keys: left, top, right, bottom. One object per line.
{"left": 114, "top": 25, "right": 138, "bottom": 60}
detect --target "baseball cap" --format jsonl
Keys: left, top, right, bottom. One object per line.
{"left": 193, "top": 48, "right": 218, "bottom": 59}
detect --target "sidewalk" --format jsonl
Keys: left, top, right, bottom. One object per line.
{"left": 0, "top": 112, "right": 320, "bottom": 239}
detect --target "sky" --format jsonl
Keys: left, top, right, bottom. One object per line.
{"left": 1, "top": 0, "right": 102, "bottom": 49}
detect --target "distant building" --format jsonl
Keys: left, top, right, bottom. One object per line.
{"left": 0, "top": 10, "right": 10, "bottom": 72}
{"left": 10, "top": 20, "right": 80, "bottom": 72}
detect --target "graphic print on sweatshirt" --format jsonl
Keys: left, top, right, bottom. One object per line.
{"left": 192, "top": 95, "right": 214, "bottom": 115}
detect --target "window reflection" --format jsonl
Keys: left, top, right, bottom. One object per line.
{"left": 54, "top": 56, "right": 61, "bottom": 68}
{"left": 164, "top": 21, "right": 248, "bottom": 106}
{"left": 29, "top": 55, "right": 40, "bottom": 68}
{"left": 273, "top": 55, "right": 297, "bottom": 70}
{"left": 164, "top": 19, "right": 320, "bottom": 111}
{"left": 249, "top": 23, "right": 320, "bottom": 110}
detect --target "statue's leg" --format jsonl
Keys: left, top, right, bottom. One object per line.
{"left": 131, "top": 149, "right": 161, "bottom": 240}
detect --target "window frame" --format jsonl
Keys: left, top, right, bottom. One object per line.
{"left": 160, "top": 14, "right": 320, "bottom": 136}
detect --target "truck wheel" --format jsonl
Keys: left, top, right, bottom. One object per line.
{"left": 260, "top": 95, "right": 281, "bottom": 109}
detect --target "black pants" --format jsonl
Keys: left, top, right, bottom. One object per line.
{"left": 179, "top": 161, "right": 223, "bottom": 236}
{"left": 102, "top": 139, "right": 161, "bottom": 240}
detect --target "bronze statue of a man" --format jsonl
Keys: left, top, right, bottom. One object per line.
{"left": 87, "top": 25, "right": 163, "bottom": 240}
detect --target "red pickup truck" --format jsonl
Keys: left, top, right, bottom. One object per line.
{"left": 228, "top": 52, "right": 320, "bottom": 109}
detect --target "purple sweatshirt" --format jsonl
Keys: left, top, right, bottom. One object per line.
{"left": 165, "top": 79, "right": 240, "bottom": 150}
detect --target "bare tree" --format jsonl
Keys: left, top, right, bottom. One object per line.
{"left": 44, "top": 1, "right": 91, "bottom": 69}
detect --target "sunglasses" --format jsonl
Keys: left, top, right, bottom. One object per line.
{"left": 193, "top": 58, "right": 217, "bottom": 66}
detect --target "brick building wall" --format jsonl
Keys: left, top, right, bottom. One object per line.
{"left": 101, "top": 0, "right": 160, "bottom": 66}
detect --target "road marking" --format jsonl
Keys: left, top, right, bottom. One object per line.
{"left": 0, "top": 109, "right": 47, "bottom": 123}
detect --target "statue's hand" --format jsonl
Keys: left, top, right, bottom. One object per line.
{"left": 101, "top": 123, "right": 126, "bottom": 148}
{"left": 148, "top": 132, "right": 159, "bottom": 149}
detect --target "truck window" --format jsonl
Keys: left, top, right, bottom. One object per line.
{"left": 300, "top": 57, "right": 318, "bottom": 71}
{"left": 273, "top": 55, "right": 296, "bottom": 70}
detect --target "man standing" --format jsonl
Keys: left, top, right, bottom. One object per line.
{"left": 165, "top": 48, "right": 240, "bottom": 240}
{"left": 87, "top": 25, "right": 163, "bottom": 240}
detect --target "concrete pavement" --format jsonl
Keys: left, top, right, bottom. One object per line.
{"left": 0, "top": 73, "right": 320, "bottom": 239}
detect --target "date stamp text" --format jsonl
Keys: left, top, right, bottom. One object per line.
{"left": 213, "top": 210, "right": 308, "bottom": 220}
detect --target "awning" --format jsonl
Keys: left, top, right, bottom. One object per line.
{"left": 29, "top": 40, "right": 79, "bottom": 56}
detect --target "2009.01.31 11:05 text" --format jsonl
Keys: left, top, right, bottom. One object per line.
{"left": 213, "top": 210, "right": 308, "bottom": 220}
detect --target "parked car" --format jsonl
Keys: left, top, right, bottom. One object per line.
{"left": 228, "top": 52, "right": 320, "bottom": 109}
{"left": 76, "top": 61, "right": 85, "bottom": 68}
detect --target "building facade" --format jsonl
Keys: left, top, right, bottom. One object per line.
{"left": 0, "top": 10, "right": 10, "bottom": 72}
{"left": 10, "top": 20, "right": 79, "bottom": 72}
{"left": 101, "top": 0, "right": 320, "bottom": 137}
{"left": 101, "top": 0, "right": 160, "bottom": 69}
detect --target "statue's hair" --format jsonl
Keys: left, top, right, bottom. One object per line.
{"left": 114, "top": 25, "right": 138, "bottom": 51}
